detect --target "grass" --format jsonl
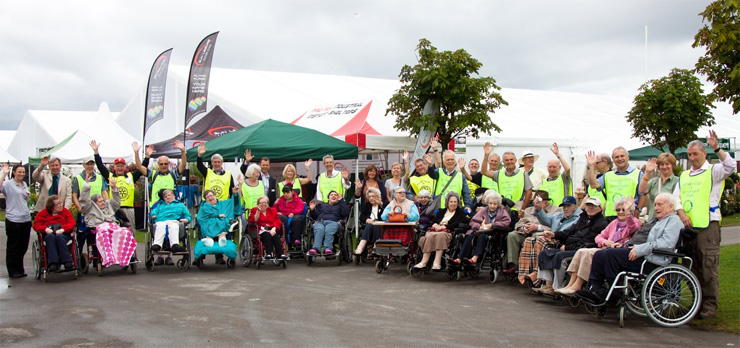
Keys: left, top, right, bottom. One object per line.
{"left": 0, "top": 209, "right": 4, "bottom": 221}
{"left": 691, "top": 243, "right": 740, "bottom": 334}
{"left": 722, "top": 213, "right": 740, "bottom": 227}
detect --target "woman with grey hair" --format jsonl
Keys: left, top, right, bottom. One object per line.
{"left": 452, "top": 191, "right": 511, "bottom": 266}
{"left": 414, "top": 189, "right": 432, "bottom": 228}
{"left": 415, "top": 192, "right": 466, "bottom": 270}
{"left": 237, "top": 163, "right": 264, "bottom": 211}
{"left": 354, "top": 187, "right": 387, "bottom": 257}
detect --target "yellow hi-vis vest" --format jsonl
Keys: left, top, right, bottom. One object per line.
{"left": 679, "top": 167, "right": 722, "bottom": 228}
{"left": 150, "top": 171, "right": 176, "bottom": 207}
{"left": 409, "top": 174, "right": 436, "bottom": 196}
{"left": 498, "top": 169, "right": 525, "bottom": 202}
{"left": 435, "top": 170, "right": 464, "bottom": 209}
{"left": 318, "top": 172, "right": 344, "bottom": 203}
{"left": 278, "top": 181, "right": 304, "bottom": 199}
{"left": 481, "top": 175, "right": 498, "bottom": 192}
{"left": 603, "top": 170, "right": 640, "bottom": 217}
{"left": 109, "top": 173, "right": 134, "bottom": 207}
{"left": 204, "top": 169, "right": 231, "bottom": 201}
{"left": 241, "top": 181, "right": 265, "bottom": 211}
{"left": 540, "top": 174, "right": 572, "bottom": 207}
{"left": 77, "top": 173, "right": 103, "bottom": 197}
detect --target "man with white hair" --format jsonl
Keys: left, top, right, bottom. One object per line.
{"left": 586, "top": 146, "right": 643, "bottom": 220}
{"left": 433, "top": 147, "right": 473, "bottom": 210}
{"left": 462, "top": 152, "right": 500, "bottom": 192}
{"left": 315, "top": 154, "right": 351, "bottom": 203}
{"left": 138, "top": 141, "right": 188, "bottom": 207}
{"left": 32, "top": 155, "right": 72, "bottom": 213}
{"left": 196, "top": 143, "right": 235, "bottom": 202}
{"left": 539, "top": 142, "right": 572, "bottom": 208}
{"left": 672, "top": 130, "right": 736, "bottom": 319}
{"left": 480, "top": 142, "right": 533, "bottom": 217}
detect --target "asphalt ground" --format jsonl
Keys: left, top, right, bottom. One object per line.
{"left": 0, "top": 225, "right": 738, "bottom": 347}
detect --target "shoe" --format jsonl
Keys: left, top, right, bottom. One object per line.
{"left": 354, "top": 247, "right": 363, "bottom": 255}
{"left": 218, "top": 237, "right": 227, "bottom": 247}
{"left": 151, "top": 244, "right": 162, "bottom": 252}
{"left": 450, "top": 259, "right": 461, "bottom": 265}
{"left": 193, "top": 258, "right": 202, "bottom": 267}
{"left": 323, "top": 249, "right": 333, "bottom": 255}
{"left": 154, "top": 256, "right": 164, "bottom": 266}
{"left": 699, "top": 309, "right": 716, "bottom": 320}
{"left": 280, "top": 254, "right": 287, "bottom": 260}
{"left": 502, "top": 265, "right": 517, "bottom": 275}
{"left": 309, "top": 249, "right": 318, "bottom": 255}
{"left": 165, "top": 256, "right": 174, "bottom": 266}
{"left": 9, "top": 273, "right": 25, "bottom": 278}
{"left": 526, "top": 272, "right": 538, "bottom": 283}
{"left": 215, "top": 255, "right": 226, "bottom": 265}
{"left": 413, "top": 262, "right": 427, "bottom": 269}
{"left": 170, "top": 244, "right": 186, "bottom": 253}
{"left": 294, "top": 240, "right": 301, "bottom": 245}
{"left": 539, "top": 286, "right": 555, "bottom": 296}
{"left": 265, "top": 254, "right": 273, "bottom": 260}
{"left": 464, "top": 258, "right": 476, "bottom": 265}
{"left": 64, "top": 262, "right": 74, "bottom": 270}
{"left": 575, "top": 287, "right": 608, "bottom": 304}
{"left": 431, "top": 264, "right": 442, "bottom": 271}
{"left": 556, "top": 288, "right": 576, "bottom": 297}
{"left": 48, "top": 264, "right": 59, "bottom": 272}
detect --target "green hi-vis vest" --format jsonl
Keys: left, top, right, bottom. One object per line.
{"left": 467, "top": 180, "right": 480, "bottom": 201}
{"left": 540, "top": 175, "right": 572, "bottom": 207}
{"left": 498, "top": 169, "right": 525, "bottom": 202}
{"left": 409, "top": 174, "right": 436, "bottom": 196}
{"left": 318, "top": 172, "right": 344, "bottom": 203}
{"left": 241, "top": 181, "right": 265, "bottom": 211}
{"left": 603, "top": 170, "right": 640, "bottom": 217}
{"left": 481, "top": 175, "right": 498, "bottom": 192}
{"left": 109, "top": 173, "right": 134, "bottom": 207}
{"left": 150, "top": 171, "right": 176, "bottom": 207}
{"left": 278, "top": 181, "right": 303, "bottom": 199}
{"left": 77, "top": 174, "right": 103, "bottom": 197}
{"left": 435, "top": 170, "right": 464, "bottom": 209}
{"left": 679, "top": 167, "right": 722, "bottom": 228}
{"left": 204, "top": 169, "right": 231, "bottom": 201}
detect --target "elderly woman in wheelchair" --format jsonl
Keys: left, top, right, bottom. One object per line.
{"left": 150, "top": 189, "right": 191, "bottom": 266}
{"left": 451, "top": 191, "right": 510, "bottom": 266}
{"left": 353, "top": 187, "right": 387, "bottom": 257}
{"left": 193, "top": 189, "right": 239, "bottom": 266}
{"left": 414, "top": 192, "right": 467, "bottom": 271}
{"left": 33, "top": 195, "right": 76, "bottom": 272}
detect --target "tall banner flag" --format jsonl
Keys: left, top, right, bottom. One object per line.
{"left": 409, "top": 99, "right": 439, "bottom": 176}
{"left": 143, "top": 48, "right": 173, "bottom": 141}
{"left": 184, "top": 31, "right": 219, "bottom": 131}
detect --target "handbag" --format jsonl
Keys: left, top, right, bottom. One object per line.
{"left": 423, "top": 171, "right": 458, "bottom": 218}
{"left": 387, "top": 206, "right": 407, "bottom": 222}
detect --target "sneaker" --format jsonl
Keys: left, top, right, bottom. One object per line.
{"left": 170, "top": 244, "right": 186, "bottom": 253}
{"left": 151, "top": 244, "right": 162, "bottom": 252}
{"left": 324, "top": 249, "right": 333, "bottom": 255}
{"left": 294, "top": 240, "right": 301, "bottom": 245}
{"left": 280, "top": 254, "right": 287, "bottom": 260}
{"left": 154, "top": 256, "right": 164, "bottom": 266}
{"left": 264, "top": 253, "right": 274, "bottom": 260}
{"left": 309, "top": 249, "right": 318, "bottom": 255}
{"left": 64, "top": 262, "right": 74, "bottom": 270}
{"left": 48, "top": 263, "right": 59, "bottom": 272}
{"left": 165, "top": 256, "right": 174, "bottom": 266}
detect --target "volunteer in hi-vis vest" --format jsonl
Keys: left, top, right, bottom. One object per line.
{"left": 196, "top": 143, "right": 235, "bottom": 203}
{"left": 461, "top": 155, "right": 499, "bottom": 199}
{"left": 91, "top": 140, "right": 149, "bottom": 228}
{"left": 586, "top": 147, "right": 642, "bottom": 219}
{"left": 276, "top": 161, "right": 313, "bottom": 201}
{"left": 538, "top": 142, "right": 572, "bottom": 207}
{"left": 238, "top": 164, "right": 264, "bottom": 211}
{"left": 431, "top": 145, "right": 472, "bottom": 210}
{"left": 72, "top": 156, "right": 108, "bottom": 215}
{"left": 138, "top": 141, "right": 188, "bottom": 207}
{"left": 315, "top": 155, "right": 351, "bottom": 203}
{"left": 673, "top": 132, "right": 736, "bottom": 319}
{"left": 479, "top": 142, "right": 532, "bottom": 217}
{"left": 407, "top": 156, "right": 438, "bottom": 197}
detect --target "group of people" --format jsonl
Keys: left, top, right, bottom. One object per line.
{"left": 2, "top": 130, "right": 734, "bottom": 322}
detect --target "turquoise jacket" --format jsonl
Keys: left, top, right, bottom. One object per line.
{"left": 151, "top": 200, "right": 191, "bottom": 223}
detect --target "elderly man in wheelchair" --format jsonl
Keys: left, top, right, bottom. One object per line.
{"left": 575, "top": 193, "right": 701, "bottom": 326}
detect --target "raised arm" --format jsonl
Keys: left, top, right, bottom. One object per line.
{"left": 132, "top": 142, "right": 148, "bottom": 176}
{"left": 480, "top": 142, "right": 494, "bottom": 179}
{"left": 551, "top": 142, "right": 570, "bottom": 174}
{"left": 299, "top": 159, "right": 313, "bottom": 185}
{"left": 173, "top": 140, "right": 187, "bottom": 175}
{"left": 585, "top": 151, "right": 601, "bottom": 190}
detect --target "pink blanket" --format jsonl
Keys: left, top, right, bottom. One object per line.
{"left": 95, "top": 222, "right": 137, "bottom": 267}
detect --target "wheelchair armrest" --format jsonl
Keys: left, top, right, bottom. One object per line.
{"left": 651, "top": 249, "right": 684, "bottom": 259}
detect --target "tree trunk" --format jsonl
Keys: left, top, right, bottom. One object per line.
{"left": 438, "top": 133, "right": 452, "bottom": 151}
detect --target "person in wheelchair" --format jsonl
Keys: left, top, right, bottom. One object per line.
{"left": 308, "top": 190, "right": 349, "bottom": 255}
{"left": 380, "top": 186, "right": 420, "bottom": 239}
{"left": 79, "top": 178, "right": 136, "bottom": 267}
{"left": 575, "top": 193, "right": 683, "bottom": 304}
{"left": 533, "top": 196, "right": 608, "bottom": 295}
{"left": 451, "top": 191, "right": 510, "bottom": 266}
{"left": 414, "top": 189, "right": 432, "bottom": 229}
{"left": 275, "top": 184, "right": 306, "bottom": 248}
{"left": 414, "top": 191, "right": 466, "bottom": 271}
{"left": 249, "top": 195, "right": 285, "bottom": 259}
{"left": 555, "top": 196, "right": 641, "bottom": 296}
{"left": 353, "top": 187, "right": 387, "bottom": 257}
{"left": 150, "top": 189, "right": 191, "bottom": 265}
{"left": 32, "top": 195, "right": 76, "bottom": 272}
{"left": 194, "top": 189, "right": 239, "bottom": 264}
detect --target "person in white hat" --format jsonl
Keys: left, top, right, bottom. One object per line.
{"left": 519, "top": 149, "right": 547, "bottom": 191}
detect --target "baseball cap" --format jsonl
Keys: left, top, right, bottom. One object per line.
{"left": 559, "top": 196, "right": 577, "bottom": 206}
{"left": 584, "top": 196, "right": 602, "bottom": 207}
{"left": 83, "top": 156, "right": 95, "bottom": 164}
{"left": 114, "top": 158, "right": 126, "bottom": 165}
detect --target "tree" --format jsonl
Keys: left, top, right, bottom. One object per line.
{"left": 693, "top": 0, "right": 740, "bottom": 114}
{"left": 626, "top": 68, "right": 715, "bottom": 154}
{"left": 385, "top": 39, "right": 507, "bottom": 150}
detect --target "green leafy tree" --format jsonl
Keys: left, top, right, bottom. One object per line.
{"left": 386, "top": 39, "right": 507, "bottom": 150}
{"left": 626, "top": 68, "right": 715, "bottom": 154}
{"left": 693, "top": 0, "right": 740, "bottom": 114}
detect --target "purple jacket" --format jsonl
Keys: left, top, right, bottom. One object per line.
{"left": 467, "top": 205, "right": 511, "bottom": 235}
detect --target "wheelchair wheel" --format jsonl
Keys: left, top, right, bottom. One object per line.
{"left": 96, "top": 262, "right": 103, "bottom": 277}
{"left": 227, "top": 258, "right": 235, "bottom": 269}
{"left": 489, "top": 269, "right": 498, "bottom": 284}
{"left": 32, "top": 240, "right": 41, "bottom": 280}
{"left": 641, "top": 264, "right": 701, "bottom": 327}
{"left": 130, "top": 262, "right": 137, "bottom": 274}
{"left": 239, "top": 236, "right": 253, "bottom": 268}
{"left": 567, "top": 296, "right": 581, "bottom": 308}
{"left": 619, "top": 306, "right": 626, "bottom": 328}
{"left": 408, "top": 263, "right": 422, "bottom": 277}
{"left": 176, "top": 257, "right": 189, "bottom": 271}
{"left": 469, "top": 266, "right": 480, "bottom": 279}
{"left": 584, "top": 303, "right": 597, "bottom": 314}
{"left": 375, "top": 260, "right": 384, "bottom": 274}
{"left": 281, "top": 260, "right": 287, "bottom": 269}
{"left": 145, "top": 243, "right": 154, "bottom": 271}
{"left": 624, "top": 280, "right": 646, "bottom": 317}
{"left": 596, "top": 306, "right": 607, "bottom": 319}
{"left": 81, "top": 253, "right": 89, "bottom": 274}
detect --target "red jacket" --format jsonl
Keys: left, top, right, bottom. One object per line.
{"left": 249, "top": 207, "right": 282, "bottom": 231}
{"left": 33, "top": 207, "right": 75, "bottom": 234}
{"left": 274, "top": 196, "right": 305, "bottom": 216}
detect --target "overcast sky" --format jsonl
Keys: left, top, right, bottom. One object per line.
{"left": 0, "top": 0, "right": 715, "bottom": 130}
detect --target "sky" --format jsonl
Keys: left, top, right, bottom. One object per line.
{"left": 0, "top": 0, "right": 717, "bottom": 130}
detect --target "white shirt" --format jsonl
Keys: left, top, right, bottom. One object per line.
{"left": 315, "top": 170, "right": 351, "bottom": 201}
{"left": 673, "top": 154, "right": 736, "bottom": 222}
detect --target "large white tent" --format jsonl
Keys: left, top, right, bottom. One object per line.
{"left": 0, "top": 146, "right": 18, "bottom": 163}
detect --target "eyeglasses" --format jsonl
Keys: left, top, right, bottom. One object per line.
{"left": 54, "top": 202, "right": 63, "bottom": 207}
{"left": 158, "top": 163, "right": 168, "bottom": 166}
{"left": 395, "top": 191, "right": 406, "bottom": 195}
{"left": 615, "top": 208, "right": 627, "bottom": 212}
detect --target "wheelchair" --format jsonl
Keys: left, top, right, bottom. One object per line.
{"left": 81, "top": 226, "right": 139, "bottom": 276}
{"left": 240, "top": 223, "right": 288, "bottom": 269}
{"left": 144, "top": 220, "right": 191, "bottom": 271}
{"left": 302, "top": 216, "right": 351, "bottom": 266}
{"left": 283, "top": 206, "right": 309, "bottom": 261}
{"left": 32, "top": 229, "right": 80, "bottom": 282}
{"left": 193, "top": 200, "right": 241, "bottom": 270}
{"left": 407, "top": 222, "right": 467, "bottom": 279}
{"left": 372, "top": 222, "right": 420, "bottom": 274}
{"left": 577, "top": 228, "right": 701, "bottom": 328}
{"left": 447, "top": 225, "right": 513, "bottom": 283}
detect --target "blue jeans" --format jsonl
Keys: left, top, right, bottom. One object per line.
{"left": 312, "top": 220, "right": 340, "bottom": 250}
{"left": 43, "top": 233, "right": 73, "bottom": 265}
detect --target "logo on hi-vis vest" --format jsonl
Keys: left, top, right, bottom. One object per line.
{"left": 211, "top": 185, "right": 223, "bottom": 198}
{"left": 119, "top": 186, "right": 130, "bottom": 200}
{"left": 611, "top": 193, "right": 623, "bottom": 203}
{"left": 684, "top": 200, "right": 693, "bottom": 213}
{"left": 420, "top": 185, "right": 432, "bottom": 193}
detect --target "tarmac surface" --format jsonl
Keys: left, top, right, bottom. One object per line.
{"left": 0, "top": 224, "right": 738, "bottom": 347}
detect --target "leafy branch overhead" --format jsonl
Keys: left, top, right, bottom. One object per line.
{"left": 386, "top": 38, "right": 508, "bottom": 149}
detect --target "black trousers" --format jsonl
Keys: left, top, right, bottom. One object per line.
{"left": 279, "top": 215, "right": 305, "bottom": 245}
{"left": 259, "top": 231, "right": 284, "bottom": 256}
{"left": 6, "top": 219, "right": 32, "bottom": 276}
{"left": 589, "top": 248, "right": 655, "bottom": 286}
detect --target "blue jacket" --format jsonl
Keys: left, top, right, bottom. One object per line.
{"left": 535, "top": 207, "right": 582, "bottom": 232}
{"left": 311, "top": 199, "right": 349, "bottom": 222}
{"left": 151, "top": 200, "right": 191, "bottom": 223}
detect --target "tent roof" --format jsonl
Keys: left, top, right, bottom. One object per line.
{"left": 186, "top": 119, "right": 358, "bottom": 163}
{"left": 0, "top": 145, "right": 19, "bottom": 163}
{"left": 149, "top": 105, "right": 243, "bottom": 157}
